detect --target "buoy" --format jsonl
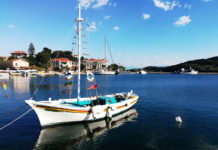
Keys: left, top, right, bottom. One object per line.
{"left": 175, "top": 116, "right": 182, "bottom": 123}
{"left": 3, "top": 84, "right": 7, "bottom": 89}
{"left": 5, "top": 93, "right": 8, "bottom": 98}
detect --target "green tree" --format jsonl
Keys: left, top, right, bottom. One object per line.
{"left": 51, "top": 50, "right": 77, "bottom": 61}
{"left": 28, "top": 43, "right": 35, "bottom": 56}
{"left": 81, "top": 64, "right": 85, "bottom": 71}
{"left": 108, "top": 64, "right": 125, "bottom": 71}
{"left": 35, "top": 47, "right": 52, "bottom": 69}
{"left": 108, "top": 64, "right": 118, "bottom": 71}
{"left": 27, "top": 55, "right": 36, "bottom": 66}
{"left": 0, "top": 57, "right": 4, "bottom": 62}
{"left": 7, "top": 56, "right": 16, "bottom": 60}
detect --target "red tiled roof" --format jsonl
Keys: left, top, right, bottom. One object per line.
{"left": 11, "top": 51, "right": 27, "bottom": 54}
{"left": 51, "top": 58, "right": 70, "bottom": 62}
{"left": 87, "top": 58, "right": 106, "bottom": 62}
{"left": 8, "top": 59, "right": 19, "bottom": 62}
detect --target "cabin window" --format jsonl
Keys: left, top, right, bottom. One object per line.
{"left": 99, "top": 99, "right": 106, "bottom": 105}
{"left": 91, "top": 100, "right": 99, "bottom": 106}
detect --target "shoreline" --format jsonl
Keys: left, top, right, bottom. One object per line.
{"left": 144, "top": 72, "right": 218, "bottom": 75}
{"left": 2, "top": 71, "right": 218, "bottom": 77}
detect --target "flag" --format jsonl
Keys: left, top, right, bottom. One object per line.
{"left": 64, "top": 81, "right": 73, "bottom": 86}
{"left": 88, "top": 84, "right": 98, "bottom": 90}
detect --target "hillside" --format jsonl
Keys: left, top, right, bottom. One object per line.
{"left": 143, "top": 56, "right": 218, "bottom": 73}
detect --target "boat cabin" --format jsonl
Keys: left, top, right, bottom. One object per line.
{"left": 63, "top": 95, "right": 127, "bottom": 107}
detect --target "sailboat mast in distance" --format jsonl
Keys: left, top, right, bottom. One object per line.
{"left": 104, "top": 35, "right": 107, "bottom": 62}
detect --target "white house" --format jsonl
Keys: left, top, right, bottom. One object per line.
{"left": 83, "top": 58, "right": 106, "bottom": 71}
{"left": 7, "top": 59, "right": 29, "bottom": 69}
{"left": 11, "top": 51, "right": 27, "bottom": 59}
{"left": 51, "top": 58, "right": 75, "bottom": 69}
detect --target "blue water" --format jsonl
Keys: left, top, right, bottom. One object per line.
{"left": 1, "top": 74, "right": 218, "bottom": 150}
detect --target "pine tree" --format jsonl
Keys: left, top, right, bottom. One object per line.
{"left": 28, "top": 43, "right": 35, "bottom": 56}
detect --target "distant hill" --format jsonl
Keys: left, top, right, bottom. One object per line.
{"left": 142, "top": 56, "right": 218, "bottom": 73}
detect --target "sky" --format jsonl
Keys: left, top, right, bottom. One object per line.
{"left": 0, "top": 0, "right": 218, "bottom": 67}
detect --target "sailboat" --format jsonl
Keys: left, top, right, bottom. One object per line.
{"left": 25, "top": 1, "right": 139, "bottom": 127}
{"left": 181, "top": 66, "right": 198, "bottom": 75}
{"left": 94, "top": 36, "right": 116, "bottom": 75}
{"left": 187, "top": 66, "right": 198, "bottom": 74}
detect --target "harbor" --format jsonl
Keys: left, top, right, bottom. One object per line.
{"left": 1, "top": 74, "right": 218, "bottom": 149}
{"left": 1, "top": 0, "right": 218, "bottom": 149}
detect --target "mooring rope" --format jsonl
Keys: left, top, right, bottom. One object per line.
{"left": 0, "top": 27, "right": 75, "bottom": 132}
{"left": 30, "top": 77, "right": 45, "bottom": 100}
{"left": 0, "top": 108, "right": 33, "bottom": 131}
{"left": 0, "top": 104, "right": 28, "bottom": 119}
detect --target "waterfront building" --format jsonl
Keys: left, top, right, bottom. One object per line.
{"left": 11, "top": 51, "right": 27, "bottom": 59}
{"left": 51, "top": 58, "right": 75, "bottom": 70}
{"left": 7, "top": 59, "right": 29, "bottom": 69}
{"left": 83, "top": 58, "right": 106, "bottom": 71}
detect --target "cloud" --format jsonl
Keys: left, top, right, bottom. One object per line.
{"left": 174, "top": 16, "right": 191, "bottom": 26}
{"left": 8, "top": 24, "right": 16, "bottom": 29}
{"left": 183, "top": 3, "right": 192, "bottom": 9}
{"left": 142, "top": 13, "right": 151, "bottom": 20}
{"left": 153, "top": 0, "right": 179, "bottom": 11}
{"left": 80, "top": 0, "right": 110, "bottom": 9}
{"left": 87, "top": 21, "right": 97, "bottom": 32}
{"left": 113, "top": 26, "right": 119, "bottom": 31}
{"left": 80, "top": 0, "right": 94, "bottom": 9}
{"left": 109, "top": 2, "right": 117, "bottom": 7}
{"left": 104, "top": 15, "right": 111, "bottom": 20}
{"left": 92, "top": 0, "right": 109, "bottom": 8}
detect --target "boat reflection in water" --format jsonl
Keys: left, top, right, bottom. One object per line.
{"left": 34, "top": 108, "right": 138, "bottom": 150}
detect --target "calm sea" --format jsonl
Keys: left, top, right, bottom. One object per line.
{"left": 1, "top": 74, "right": 218, "bottom": 150}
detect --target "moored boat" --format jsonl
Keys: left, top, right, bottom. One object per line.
{"left": 138, "top": 70, "right": 147, "bottom": 74}
{"left": 26, "top": 92, "right": 138, "bottom": 126}
{"left": 181, "top": 66, "right": 198, "bottom": 75}
{"left": 94, "top": 70, "right": 116, "bottom": 75}
{"left": 25, "top": 0, "right": 139, "bottom": 127}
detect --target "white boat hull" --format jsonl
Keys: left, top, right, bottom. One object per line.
{"left": 138, "top": 71, "right": 147, "bottom": 74}
{"left": 187, "top": 71, "right": 198, "bottom": 74}
{"left": 0, "top": 73, "right": 10, "bottom": 79}
{"left": 182, "top": 71, "right": 198, "bottom": 75}
{"left": 26, "top": 93, "right": 138, "bottom": 127}
{"left": 94, "top": 71, "right": 116, "bottom": 75}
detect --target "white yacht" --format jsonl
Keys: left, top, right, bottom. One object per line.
{"left": 138, "top": 70, "right": 147, "bottom": 74}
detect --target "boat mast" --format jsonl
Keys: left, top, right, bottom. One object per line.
{"left": 104, "top": 35, "right": 107, "bottom": 63}
{"left": 77, "top": 0, "right": 83, "bottom": 101}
